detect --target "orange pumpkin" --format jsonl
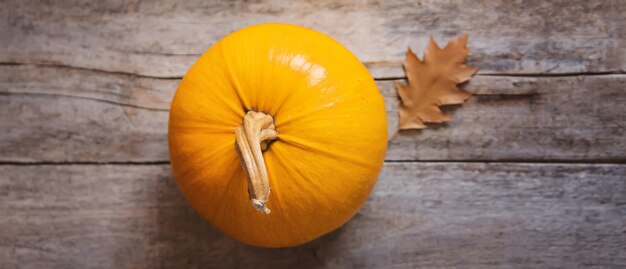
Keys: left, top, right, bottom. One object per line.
{"left": 168, "top": 23, "right": 387, "bottom": 247}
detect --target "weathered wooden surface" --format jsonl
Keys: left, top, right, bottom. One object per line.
{"left": 1, "top": 163, "right": 624, "bottom": 269}
{"left": 1, "top": 0, "right": 624, "bottom": 78}
{"left": 383, "top": 75, "right": 626, "bottom": 161}
{"left": 1, "top": 0, "right": 625, "bottom": 268}
{"left": 1, "top": 64, "right": 624, "bottom": 162}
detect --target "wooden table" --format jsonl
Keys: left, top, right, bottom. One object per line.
{"left": 1, "top": 1, "right": 624, "bottom": 268}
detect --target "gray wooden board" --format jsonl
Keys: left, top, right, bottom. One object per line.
{"left": 1, "top": 163, "right": 624, "bottom": 268}
{"left": 1, "top": 0, "right": 624, "bottom": 78}
{"left": 1, "top": 65, "right": 624, "bottom": 162}
{"left": 1, "top": 1, "right": 625, "bottom": 268}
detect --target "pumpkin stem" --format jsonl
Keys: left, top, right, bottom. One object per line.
{"left": 234, "top": 111, "right": 278, "bottom": 214}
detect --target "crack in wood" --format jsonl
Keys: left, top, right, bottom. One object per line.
{"left": 385, "top": 159, "right": 626, "bottom": 165}
{"left": 2, "top": 61, "right": 624, "bottom": 81}
{"left": 0, "top": 61, "right": 184, "bottom": 80}
{"left": 0, "top": 92, "right": 169, "bottom": 112}
{"left": 0, "top": 161, "right": 171, "bottom": 166}
{"left": 1, "top": 159, "right": 625, "bottom": 166}
{"left": 478, "top": 71, "right": 625, "bottom": 77}
{"left": 472, "top": 92, "right": 541, "bottom": 102}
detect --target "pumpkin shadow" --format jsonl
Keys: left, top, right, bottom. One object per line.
{"left": 153, "top": 170, "right": 350, "bottom": 268}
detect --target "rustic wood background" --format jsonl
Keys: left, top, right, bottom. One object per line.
{"left": 1, "top": 0, "right": 625, "bottom": 268}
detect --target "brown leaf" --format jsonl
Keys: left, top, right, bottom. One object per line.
{"left": 396, "top": 34, "right": 478, "bottom": 130}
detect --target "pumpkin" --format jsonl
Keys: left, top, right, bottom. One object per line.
{"left": 168, "top": 23, "right": 387, "bottom": 247}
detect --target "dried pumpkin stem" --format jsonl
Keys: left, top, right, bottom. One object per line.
{"left": 234, "top": 111, "right": 278, "bottom": 214}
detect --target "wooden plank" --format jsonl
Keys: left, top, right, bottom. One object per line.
{"left": 383, "top": 75, "right": 626, "bottom": 161}
{"left": 1, "top": 65, "right": 624, "bottom": 162}
{"left": 1, "top": 163, "right": 624, "bottom": 268}
{"left": 1, "top": 0, "right": 624, "bottom": 78}
{"left": 0, "top": 65, "right": 172, "bottom": 162}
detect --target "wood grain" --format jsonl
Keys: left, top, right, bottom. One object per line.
{"left": 1, "top": 0, "right": 624, "bottom": 78}
{"left": 1, "top": 2, "right": 625, "bottom": 267}
{"left": 1, "top": 163, "right": 624, "bottom": 268}
{"left": 1, "top": 65, "right": 624, "bottom": 162}
{"left": 383, "top": 75, "right": 626, "bottom": 161}
{"left": 0, "top": 65, "right": 172, "bottom": 162}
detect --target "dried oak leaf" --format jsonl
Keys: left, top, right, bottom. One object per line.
{"left": 396, "top": 34, "right": 478, "bottom": 130}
